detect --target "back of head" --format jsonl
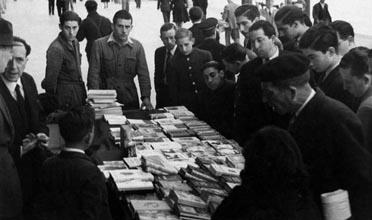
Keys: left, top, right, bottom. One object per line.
{"left": 113, "top": 10, "right": 132, "bottom": 24}
{"left": 299, "top": 23, "right": 338, "bottom": 53}
{"left": 330, "top": 20, "right": 354, "bottom": 40}
{"left": 234, "top": 4, "right": 259, "bottom": 21}
{"left": 59, "top": 106, "right": 95, "bottom": 144}
{"left": 274, "top": 5, "right": 305, "bottom": 25}
{"left": 249, "top": 20, "right": 276, "bottom": 38}
{"left": 85, "top": 0, "right": 98, "bottom": 13}
{"left": 175, "top": 28, "right": 193, "bottom": 41}
{"left": 202, "top": 60, "right": 224, "bottom": 72}
{"left": 189, "top": 6, "right": 203, "bottom": 22}
{"left": 222, "top": 43, "right": 247, "bottom": 63}
{"left": 339, "top": 47, "right": 370, "bottom": 78}
{"left": 60, "top": 11, "right": 81, "bottom": 26}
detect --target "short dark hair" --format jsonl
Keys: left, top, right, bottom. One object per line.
{"left": 113, "top": 10, "right": 132, "bottom": 24}
{"left": 330, "top": 20, "right": 354, "bottom": 40}
{"left": 13, "top": 36, "right": 31, "bottom": 56}
{"left": 222, "top": 43, "right": 247, "bottom": 62}
{"left": 272, "top": 70, "right": 311, "bottom": 89}
{"left": 234, "top": 5, "right": 259, "bottom": 21}
{"left": 175, "top": 28, "right": 193, "bottom": 40}
{"left": 339, "top": 47, "right": 370, "bottom": 78}
{"left": 160, "top": 23, "right": 177, "bottom": 35}
{"left": 249, "top": 20, "right": 276, "bottom": 38}
{"left": 59, "top": 11, "right": 81, "bottom": 26}
{"left": 202, "top": 60, "right": 224, "bottom": 72}
{"left": 274, "top": 5, "right": 306, "bottom": 25}
{"left": 299, "top": 24, "right": 338, "bottom": 53}
{"left": 85, "top": 0, "right": 98, "bottom": 13}
{"left": 59, "top": 106, "right": 95, "bottom": 143}
{"left": 189, "top": 6, "right": 203, "bottom": 22}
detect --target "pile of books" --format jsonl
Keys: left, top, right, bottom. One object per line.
{"left": 129, "top": 200, "right": 178, "bottom": 220}
{"left": 109, "top": 169, "right": 155, "bottom": 192}
{"left": 87, "top": 90, "right": 123, "bottom": 118}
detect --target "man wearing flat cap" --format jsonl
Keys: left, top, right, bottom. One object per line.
{"left": 260, "top": 52, "right": 372, "bottom": 220}
{"left": 0, "top": 18, "right": 23, "bottom": 220}
{"left": 196, "top": 17, "right": 225, "bottom": 63}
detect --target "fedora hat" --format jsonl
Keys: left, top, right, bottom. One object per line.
{"left": 0, "top": 19, "right": 13, "bottom": 46}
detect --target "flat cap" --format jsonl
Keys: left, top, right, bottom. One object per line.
{"left": 0, "top": 19, "right": 13, "bottom": 46}
{"left": 258, "top": 52, "right": 310, "bottom": 82}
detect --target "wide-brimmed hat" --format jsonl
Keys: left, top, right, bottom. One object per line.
{"left": 0, "top": 19, "right": 13, "bottom": 46}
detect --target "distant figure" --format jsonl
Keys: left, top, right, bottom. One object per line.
{"left": 135, "top": 0, "right": 141, "bottom": 8}
{"left": 171, "top": 0, "right": 189, "bottom": 28}
{"left": 188, "top": 6, "right": 204, "bottom": 46}
{"left": 0, "top": 0, "right": 6, "bottom": 14}
{"left": 312, "top": 0, "right": 331, "bottom": 25}
{"left": 158, "top": 0, "right": 172, "bottom": 23}
{"left": 101, "top": 0, "right": 109, "bottom": 8}
{"left": 260, "top": 0, "right": 277, "bottom": 25}
{"left": 49, "top": 0, "right": 55, "bottom": 15}
{"left": 121, "top": 0, "right": 129, "bottom": 11}
{"left": 192, "top": 0, "right": 207, "bottom": 18}
{"left": 222, "top": 0, "right": 239, "bottom": 45}
{"left": 330, "top": 20, "right": 355, "bottom": 56}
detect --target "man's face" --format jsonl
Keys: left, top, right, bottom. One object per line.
{"left": 176, "top": 37, "right": 193, "bottom": 56}
{"left": 4, "top": 43, "right": 28, "bottom": 82}
{"left": 302, "top": 48, "right": 332, "bottom": 73}
{"left": 203, "top": 67, "right": 224, "bottom": 90}
{"left": 0, "top": 46, "right": 12, "bottom": 73}
{"left": 113, "top": 18, "right": 133, "bottom": 43}
{"left": 249, "top": 28, "right": 275, "bottom": 59}
{"left": 60, "top": 21, "right": 79, "bottom": 42}
{"left": 276, "top": 21, "right": 297, "bottom": 40}
{"left": 222, "top": 59, "right": 241, "bottom": 75}
{"left": 340, "top": 67, "right": 367, "bottom": 97}
{"left": 261, "top": 82, "right": 292, "bottom": 115}
{"left": 161, "top": 29, "right": 176, "bottom": 51}
{"left": 237, "top": 16, "right": 254, "bottom": 37}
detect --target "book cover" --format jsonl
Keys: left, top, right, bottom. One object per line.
{"left": 168, "top": 189, "right": 207, "bottom": 208}
{"left": 123, "top": 157, "right": 142, "bottom": 168}
{"left": 130, "top": 200, "right": 171, "bottom": 212}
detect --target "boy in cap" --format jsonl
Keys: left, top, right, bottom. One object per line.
{"left": 259, "top": 52, "right": 372, "bottom": 220}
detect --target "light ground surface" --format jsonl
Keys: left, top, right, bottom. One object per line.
{"left": 1, "top": 0, "right": 371, "bottom": 106}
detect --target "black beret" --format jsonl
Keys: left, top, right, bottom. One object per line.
{"left": 258, "top": 52, "right": 310, "bottom": 82}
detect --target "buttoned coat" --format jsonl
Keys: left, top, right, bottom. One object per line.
{"left": 154, "top": 46, "right": 173, "bottom": 108}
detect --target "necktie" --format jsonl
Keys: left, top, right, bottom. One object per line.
{"left": 163, "top": 50, "right": 172, "bottom": 85}
{"left": 15, "top": 84, "right": 24, "bottom": 106}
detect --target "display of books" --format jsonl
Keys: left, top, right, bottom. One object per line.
{"left": 136, "top": 210, "right": 179, "bottom": 220}
{"left": 110, "top": 169, "right": 154, "bottom": 192}
{"left": 174, "top": 204, "right": 211, "bottom": 220}
{"left": 142, "top": 154, "right": 178, "bottom": 175}
{"left": 123, "top": 157, "right": 142, "bottom": 169}
{"left": 208, "top": 164, "right": 241, "bottom": 177}
{"left": 149, "top": 112, "right": 175, "bottom": 120}
{"left": 130, "top": 200, "right": 172, "bottom": 212}
{"left": 104, "top": 114, "right": 127, "bottom": 125}
{"left": 98, "top": 161, "right": 127, "bottom": 179}
{"left": 168, "top": 189, "right": 207, "bottom": 209}
{"left": 87, "top": 90, "right": 122, "bottom": 118}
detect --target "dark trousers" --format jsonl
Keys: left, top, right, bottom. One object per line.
{"left": 56, "top": 0, "right": 66, "bottom": 17}
{"left": 135, "top": 0, "right": 141, "bottom": 8}
{"left": 48, "top": 0, "right": 55, "bottom": 15}
{"left": 162, "top": 11, "right": 170, "bottom": 23}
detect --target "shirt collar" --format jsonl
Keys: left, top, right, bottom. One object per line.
{"left": 1, "top": 74, "right": 23, "bottom": 96}
{"left": 168, "top": 46, "right": 177, "bottom": 55}
{"left": 324, "top": 60, "right": 340, "bottom": 81}
{"left": 262, "top": 46, "right": 279, "bottom": 63}
{"left": 63, "top": 147, "right": 85, "bottom": 154}
{"left": 108, "top": 33, "right": 133, "bottom": 46}
{"left": 295, "top": 88, "right": 316, "bottom": 118}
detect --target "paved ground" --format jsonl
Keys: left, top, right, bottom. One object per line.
{"left": 1, "top": 0, "right": 371, "bottom": 106}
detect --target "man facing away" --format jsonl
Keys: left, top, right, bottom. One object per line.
{"left": 88, "top": 10, "right": 153, "bottom": 110}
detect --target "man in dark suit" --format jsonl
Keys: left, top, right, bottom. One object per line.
{"left": 233, "top": 20, "right": 288, "bottom": 146}
{"left": 299, "top": 24, "right": 357, "bottom": 110}
{"left": 188, "top": 6, "right": 204, "bottom": 46}
{"left": 35, "top": 106, "right": 112, "bottom": 220}
{"left": 260, "top": 53, "right": 372, "bottom": 220}
{"left": 0, "top": 36, "right": 50, "bottom": 218}
{"left": 168, "top": 28, "right": 212, "bottom": 117}
{"left": 154, "top": 23, "right": 177, "bottom": 108}
{"left": 157, "top": 0, "right": 171, "bottom": 23}
{"left": 312, "top": 0, "right": 331, "bottom": 25}
{"left": 0, "top": 18, "right": 23, "bottom": 220}
{"left": 197, "top": 17, "right": 225, "bottom": 63}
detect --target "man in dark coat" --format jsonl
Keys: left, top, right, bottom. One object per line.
{"left": 35, "top": 106, "right": 112, "bottom": 220}
{"left": 154, "top": 23, "right": 177, "bottom": 108}
{"left": 260, "top": 53, "right": 372, "bottom": 220}
{"left": 312, "top": 0, "right": 331, "bottom": 25}
{"left": 168, "top": 28, "right": 212, "bottom": 116}
{"left": 299, "top": 24, "right": 357, "bottom": 111}
{"left": 197, "top": 17, "right": 225, "bottom": 63}
{"left": 188, "top": 6, "right": 204, "bottom": 46}
{"left": 42, "top": 11, "right": 86, "bottom": 111}
{"left": 192, "top": 0, "right": 207, "bottom": 17}
{"left": 0, "top": 18, "right": 23, "bottom": 220}
{"left": 77, "top": 0, "right": 112, "bottom": 63}
{"left": 199, "top": 61, "right": 234, "bottom": 138}
{"left": 157, "top": 0, "right": 172, "bottom": 23}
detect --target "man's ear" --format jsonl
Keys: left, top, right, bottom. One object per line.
{"left": 363, "top": 74, "right": 372, "bottom": 86}
{"left": 289, "top": 86, "right": 297, "bottom": 101}
{"left": 327, "top": 46, "right": 337, "bottom": 56}
{"left": 347, "top": 35, "right": 355, "bottom": 44}
{"left": 191, "top": 37, "right": 195, "bottom": 45}
{"left": 219, "top": 70, "right": 225, "bottom": 78}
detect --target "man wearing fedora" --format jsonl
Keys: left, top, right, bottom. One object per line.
{"left": 0, "top": 18, "right": 23, "bottom": 220}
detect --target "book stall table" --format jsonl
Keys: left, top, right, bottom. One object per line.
{"left": 96, "top": 106, "right": 245, "bottom": 220}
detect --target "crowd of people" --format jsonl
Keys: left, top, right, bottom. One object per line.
{"left": 1, "top": 0, "right": 372, "bottom": 219}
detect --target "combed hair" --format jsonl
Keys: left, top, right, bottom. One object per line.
{"left": 339, "top": 47, "right": 370, "bottom": 78}
{"left": 189, "top": 6, "right": 203, "bottom": 22}
{"left": 160, "top": 23, "right": 177, "bottom": 35}
{"left": 234, "top": 5, "right": 259, "bottom": 21}
{"left": 249, "top": 20, "right": 276, "bottom": 38}
{"left": 60, "top": 11, "right": 81, "bottom": 25}
{"left": 85, "top": 0, "right": 98, "bottom": 12}
{"left": 299, "top": 23, "right": 338, "bottom": 53}
{"left": 274, "top": 5, "right": 306, "bottom": 25}
{"left": 175, "top": 28, "right": 193, "bottom": 40}
{"left": 330, "top": 20, "right": 354, "bottom": 40}
{"left": 113, "top": 10, "right": 132, "bottom": 24}
{"left": 222, "top": 43, "right": 247, "bottom": 62}
{"left": 202, "top": 60, "right": 224, "bottom": 72}
{"left": 59, "top": 106, "right": 95, "bottom": 143}
{"left": 13, "top": 36, "right": 31, "bottom": 56}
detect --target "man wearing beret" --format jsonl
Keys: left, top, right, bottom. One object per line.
{"left": 260, "top": 52, "right": 372, "bottom": 220}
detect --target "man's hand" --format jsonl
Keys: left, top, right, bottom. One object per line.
{"left": 21, "top": 133, "right": 49, "bottom": 157}
{"left": 140, "top": 97, "right": 154, "bottom": 110}
{"left": 37, "top": 133, "right": 49, "bottom": 148}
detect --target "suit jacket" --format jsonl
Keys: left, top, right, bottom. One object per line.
{"left": 35, "top": 151, "right": 112, "bottom": 220}
{"left": 196, "top": 38, "right": 225, "bottom": 62}
{"left": 312, "top": 2, "right": 332, "bottom": 24}
{"left": 289, "top": 92, "right": 372, "bottom": 220}
{"left": 189, "top": 23, "right": 204, "bottom": 46}
{"left": 357, "top": 87, "right": 372, "bottom": 154}
{"left": 154, "top": 46, "right": 173, "bottom": 108}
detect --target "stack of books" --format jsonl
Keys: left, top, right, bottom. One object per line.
{"left": 129, "top": 200, "right": 178, "bottom": 220}
{"left": 98, "top": 160, "right": 127, "bottom": 179}
{"left": 164, "top": 106, "right": 196, "bottom": 120}
{"left": 87, "top": 90, "right": 123, "bottom": 118}
{"left": 141, "top": 153, "right": 178, "bottom": 176}
{"left": 110, "top": 169, "right": 154, "bottom": 192}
